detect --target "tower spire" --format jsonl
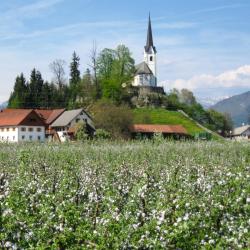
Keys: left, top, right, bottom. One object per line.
{"left": 145, "top": 13, "right": 156, "bottom": 53}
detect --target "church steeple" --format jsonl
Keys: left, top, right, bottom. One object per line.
{"left": 145, "top": 13, "right": 156, "bottom": 53}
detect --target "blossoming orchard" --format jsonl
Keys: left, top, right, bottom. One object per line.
{"left": 0, "top": 141, "right": 249, "bottom": 249}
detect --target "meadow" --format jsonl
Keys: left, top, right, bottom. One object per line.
{"left": 0, "top": 140, "right": 249, "bottom": 249}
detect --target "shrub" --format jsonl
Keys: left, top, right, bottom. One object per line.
{"left": 90, "top": 100, "right": 133, "bottom": 139}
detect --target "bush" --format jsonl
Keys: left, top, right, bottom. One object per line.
{"left": 94, "top": 128, "right": 111, "bottom": 139}
{"left": 90, "top": 100, "right": 133, "bottom": 139}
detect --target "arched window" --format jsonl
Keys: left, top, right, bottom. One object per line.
{"left": 150, "top": 56, "right": 153, "bottom": 62}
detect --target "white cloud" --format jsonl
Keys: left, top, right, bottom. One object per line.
{"left": 160, "top": 65, "right": 250, "bottom": 91}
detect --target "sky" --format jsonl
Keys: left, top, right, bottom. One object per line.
{"left": 0, "top": 0, "right": 250, "bottom": 104}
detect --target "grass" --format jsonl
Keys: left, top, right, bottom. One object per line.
{"left": 0, "top": 140, "right": 249, "bottom": 249}
{"left": 133, "top": 108, "right": 205, "bottom": 135}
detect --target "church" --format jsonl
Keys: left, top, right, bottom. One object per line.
{"left": 132, "top": 14, "right": 157, "bottom": 87}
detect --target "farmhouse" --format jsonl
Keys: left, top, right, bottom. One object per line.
{"left": 232, "top": 125, "right": 250, "bottom": 140}
{"left": 130, "top": 124, "right": 189, "bottom": 139}
{"left": 0, "top": 109, "right": 45, "bottom": 142}
{"left": 50, "top": 108, "right": 95, "bottom": 142}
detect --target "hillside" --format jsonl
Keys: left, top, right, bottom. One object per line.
{"left": 133, "top": 108, "right": 205, "bottom": 136}
{"left": 212, "top": 91, "right": 250, "bottom": 127}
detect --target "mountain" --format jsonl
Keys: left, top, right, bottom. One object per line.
{"left": 0, "top": 101, "right": 8, "bottom": 109}
{"left": 198, "top": 96, "right": 230, "bottom": 109}
{"left": 212, "top": 91, "right": 250, "bottom": 127}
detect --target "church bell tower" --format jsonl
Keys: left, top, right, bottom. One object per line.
{"left": 144, "top": 14, "right": 157, "bottom": 86}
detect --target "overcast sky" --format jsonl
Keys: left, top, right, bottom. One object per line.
{"left": 1, "top": 0, "right": 250, "bottom": 103}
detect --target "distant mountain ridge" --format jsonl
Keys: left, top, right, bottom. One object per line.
{"left": 212, "top": 91, "right": 250, "bottom": 127}
{"left": 0, "top": 101, "right": 8, "bottom": 109}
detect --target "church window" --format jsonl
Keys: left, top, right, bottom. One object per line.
{"left": 139, "top": 75, "right": 143, "bottom": 84}
{"left": 150, "top": 56, "right": 153, "bottom": 62}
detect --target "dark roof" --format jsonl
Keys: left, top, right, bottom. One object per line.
{"left": 135, "top": 62, "right": 153, "bottom": 75}
{"left": 0, "top": 109, "right": 44, "bottom": 127}
{"left": 144, "top": 14, "right": 156, "bottom": 53}
{"left": 130, "top": 124, "right": 188, "bottom": 134}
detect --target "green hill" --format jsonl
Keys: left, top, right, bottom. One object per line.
{"left": 133, "top": 108, "right": 207, "bottom": 136}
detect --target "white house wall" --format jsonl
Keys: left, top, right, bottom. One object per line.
{"left": 0, "top": 126, "right": 45, "bottom": 143}
{"left": 0, "top": 127, "right": 19, "bottom": 142}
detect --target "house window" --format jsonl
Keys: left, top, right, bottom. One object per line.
{"left": 29, "top": 135, "right": 32, "bottom": 141}
{"left": 28, "top": 128, "right": 33, "bottom": 132}
{"left": 38, "top": 136, "right": 41, "bottom": 141}
{"left": 13, "top": 136, "right": 15, "bottom": 141}
{"left": 12, "top": 127, "right": 16, "bottom": 131}
{"left": 6, "top": 128, "right": 9, "bottom": 132}
{"left": 76, "top": 118, "right": 80, "bottom": 123}
{"left": 21, "top": 127, "right": 26, "bottom": 132}
{"left": 1, "top": 128, "right": 3, "bottom": 132}
{"left": 150, "top": 56, "right": 153, "bottom": 62}
{"left": 22, "top": 135, "right": 25, "bottom": 140}
{"left": 37, "top": 127, "right": 41, "bottom": 132}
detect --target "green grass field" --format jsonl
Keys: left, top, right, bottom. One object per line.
{"left": 0, "top": 141, "right": 249, "bottom": 249}
{"left": 133, "top": 108, "right": 205, "bottom": 135}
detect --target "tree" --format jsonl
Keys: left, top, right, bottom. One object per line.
{"left": 97, "top": 48, "right": 116, "bottom": 80}
{"left": 69, "top": 51, "right": 81, "bottom": 103}
{"left": 207, "top": 109, "right": 233, "bottom": 136}
{"left": 97, "top": 45, "right": 135, "bottom": 102}
{"left": 89, "top": 41, "right": 101, "bottom": 99}
{"left": 90, "top": 100, "right": 133, "bottom": 139}
{"left": 179, "top": 89, "right": 197, "bottom": 106}
{"left": 8, "top": 73, "right": 28, "bottom": 108}
{"left": 27, "top": 69, "right": 44, "bottom": 108}
{"left": 78, "top": 68, "right": 95, "bottom": 107}
{"left": 49, "top": 59, "right": 66, "bottom": 89}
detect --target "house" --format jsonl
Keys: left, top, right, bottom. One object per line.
{"left": 132, "top": 14, "right": 157, "bottom": 87}
{"left": 35, "top": 109, "right": 65, "bottom": 138}
{"left": 130, "top": 124, "right": 190, "bottom": 139}
{"left": 0, "top": 109, "right": 45, "bottom": 142}
{"left": 35, "top": 109, "right": 65, "bottom": 129}
{"left": 50, "top": 108, "right": 95, "bottom": 142}
{"left": 231, "top": 125, "right": 250, "bottom": 140}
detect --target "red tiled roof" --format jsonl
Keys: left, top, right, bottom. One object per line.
{"left": 0, "top": 109, "right": 43, "bottom": 126}
{"left": 130, "top": 124, "right": 188, "bottom": 134}
{"left": 35, "top": 109, "right": 65, "bottom": 126}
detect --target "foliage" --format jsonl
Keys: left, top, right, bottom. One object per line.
{"left": 94, "top": 128, "right": 111, "bottom": 140}
{"left": 8, "top": 74, "right": 28, "bottom": 108}
{"left": 75, "top": 122, "right": 88, "bottom": 141}
{"left": 165, "top": 89, "right": 233, "bottom": 135}
{"left": 0, "top": 141, "right": 249, "bottom": 249}
{"left": 97, "top": 45, "right": 135, "bottom": 102}
{"left": 91, "top": 100, "right": 133, "bottom": 139}
{"left": 207, "top": 109, "right": 233, "bottom": 136}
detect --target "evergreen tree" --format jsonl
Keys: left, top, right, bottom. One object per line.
{"left": 27, "top": 69, "right": 44, "bottom": 108}
{"left": 69, "top": 51, "right": 81, "bottom": 103}
{"left": 8, "top": 73, "right": 28, "bottom": 108}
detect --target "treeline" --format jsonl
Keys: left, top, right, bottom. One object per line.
{"left": 8, "top": 45, "right": 135, "bottom": 109}
{"left": 8, "top": 43, "right": 233, "bottom": 136}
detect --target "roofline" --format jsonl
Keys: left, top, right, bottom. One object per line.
{"left": 51, "top": 108, "right": 93, "bottom": 128}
